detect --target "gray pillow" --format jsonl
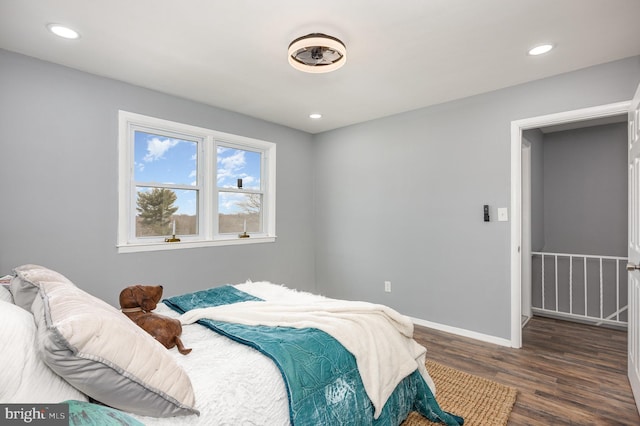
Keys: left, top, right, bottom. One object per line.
{"left": 16, "top": 264, "right": 198, "bottom": 417}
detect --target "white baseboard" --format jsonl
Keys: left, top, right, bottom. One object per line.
{"left": 410, "top": 316, "right": 513, "bottom": 348}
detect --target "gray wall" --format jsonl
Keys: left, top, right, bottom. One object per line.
{"left": 1, "top": 47, "right": 639, "bottom": 342}
{"left": 312, "top": 56, "right": 640, "bottom": 340}
{"left": 541, "top": 123, "right": 628, "bottom": 256}
{"left": 0, "top": 49, "right": 316, "bottom": 306}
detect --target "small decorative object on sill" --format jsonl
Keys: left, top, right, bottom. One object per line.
{"left": 239, "top": 219, "right": 249, "bottom": 238}
{"left": 166, "top": 220, "right": 180, "bottom": 242}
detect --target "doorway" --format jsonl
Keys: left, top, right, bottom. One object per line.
{"left": 525, "top": 120, "right": 628, "bottom": 328}
{"left": 510, "top": 101, "right": 631, "bottom": 348}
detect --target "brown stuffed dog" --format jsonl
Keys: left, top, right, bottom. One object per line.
{"left": 119, "top": 285, "right": 192, "bottom": 355}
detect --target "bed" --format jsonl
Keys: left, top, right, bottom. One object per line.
{"left": 0, "top": 264, "right": 462, "bottom": 425}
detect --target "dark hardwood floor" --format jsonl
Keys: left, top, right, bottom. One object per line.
{"left": 413, "top": 316, "right": 640, "bottom": 425}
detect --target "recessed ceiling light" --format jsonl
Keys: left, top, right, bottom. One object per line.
{"left": 47, "top": 24, "right": 80, "bottom": 40}
{"left": 309, "top": 113, "right": 322, "bottom": 119}
{"left": 528, "top": 44, "right": 554, "bottom": 56}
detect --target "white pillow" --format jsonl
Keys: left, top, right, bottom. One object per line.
{"left": 11, "top": 264, "right": 74, "bottom": 311}
{"left": 28, "top": 268, "right": 198, "bottom": 417}
{"left": 0, "top": 285, "right": 12, "bottom": 303}
{"left": 0, "top": 299, "right": 88, "bottom": 402}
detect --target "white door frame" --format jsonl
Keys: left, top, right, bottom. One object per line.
{"left": 510, "top": 101, "right": 631, "bottom": 348}
{"left": 521, "top": 140, "right": 532, "bottom": 323}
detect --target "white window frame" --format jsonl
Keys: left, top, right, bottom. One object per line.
{"left": 118, "top": 111, "right": 276, "bottom": 253}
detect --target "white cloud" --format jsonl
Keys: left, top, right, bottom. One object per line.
{"left": 219, "top": 192, "right": 244, "bottom": 213}
{"left": 219, "top": 150, "right": 246, "bottom": 170}
{"left": 217, "top": 150, "right": 246, "bottom": 185}
{"left": 144, "top": 137, "right": 180, "bottom": 162}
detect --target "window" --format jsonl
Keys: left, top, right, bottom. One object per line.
{"left": 118, "top": 111, "right": 276, "bottom": 252}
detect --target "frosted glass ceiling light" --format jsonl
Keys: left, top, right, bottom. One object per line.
{"left": 288, "top": 33, "right": 346, "bottom": 73}
{"left": 47, "top": 24, "right": 80, "bottom": 39}
{"left": 528, "top": 44, "right": 554, "bottom": 56}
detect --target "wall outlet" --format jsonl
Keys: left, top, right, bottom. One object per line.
{"left": 384, "top": 281, "right": 391, "bottom": 292}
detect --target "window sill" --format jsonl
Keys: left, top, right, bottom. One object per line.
{"left": 117, "top": 236, "right": 276, "bottom": 254}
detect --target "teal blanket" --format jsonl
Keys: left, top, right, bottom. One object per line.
{"left": 164, "top": 286, "right": 462, "bottom": 426}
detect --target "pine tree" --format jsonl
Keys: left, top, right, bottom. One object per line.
{"left": 136, "top": 188, "right": 178, "bottom": 234}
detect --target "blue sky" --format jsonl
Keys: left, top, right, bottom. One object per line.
{"left": 134, "top": 131, "right": 261, "bottom": 215}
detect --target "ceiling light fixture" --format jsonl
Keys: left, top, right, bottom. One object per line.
{"left": 528, "top": 44, "right": 554, "bottom": 56}
{"left": 288, "top": 33, "right": 346, "bottom": 73}
{"left": 47, "top": 23, "right": 80, "bottom": 39}
{"left": 309, "top": 113, "right": 322, "bottom": 119}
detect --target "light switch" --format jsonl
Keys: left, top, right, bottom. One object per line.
{"left": 497, "top": 207, "right": 508, "bottom": 222}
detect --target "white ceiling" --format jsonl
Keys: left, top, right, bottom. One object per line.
{"left": 1, "top": 0, "right": 639, "bottom": 134}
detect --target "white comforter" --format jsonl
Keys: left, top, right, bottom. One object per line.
{"left": 131, "top": 281, "right": 434, "bottom": 425}
{"left": 179, "top": 283, "right": 433, "bottom": 418}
